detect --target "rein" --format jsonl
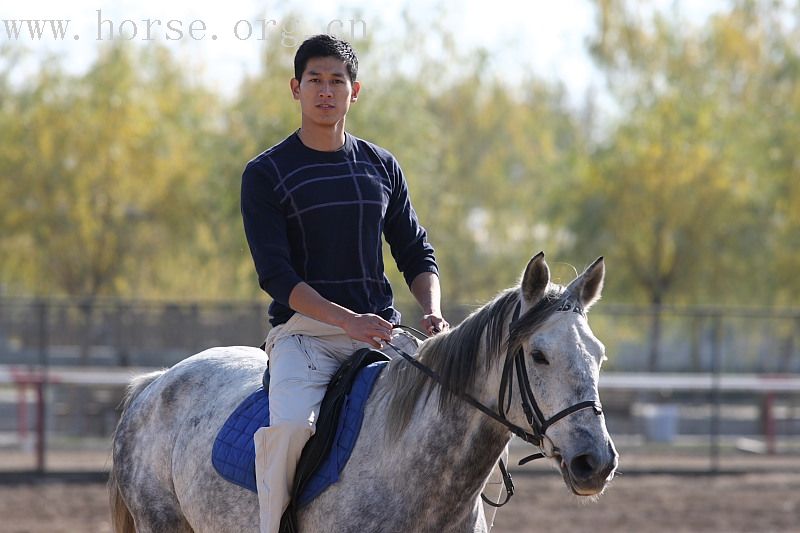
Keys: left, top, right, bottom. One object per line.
{"left": 388, "top": 301, "right": 603, "bottom": 507}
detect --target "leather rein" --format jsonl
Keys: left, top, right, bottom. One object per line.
{"left": 387, "top": 300, "right": 603, "bottom": 508}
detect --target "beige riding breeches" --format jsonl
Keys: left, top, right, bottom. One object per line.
{"left": 253, "top": 313, "right": 419, "bottom": 533}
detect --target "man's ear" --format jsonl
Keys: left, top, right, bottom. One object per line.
{"left": 290, "top": 78, "right": 301, "bottom": 100}
{"left": 351, "top": 80, "right": 361, "bottom": 102}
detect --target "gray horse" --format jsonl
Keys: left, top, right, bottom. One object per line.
{"left": 109, "top": 252, "right": 617, "bottom": 532}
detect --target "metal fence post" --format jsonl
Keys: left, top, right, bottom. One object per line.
{"left": 36, "top": 299, "right": 49, "bottom": 474}
{"left": 710, "top": 313, "right": 722, "bottom": 473}
{"left": 115, "top": 301, "right": 130, "bottom": 367}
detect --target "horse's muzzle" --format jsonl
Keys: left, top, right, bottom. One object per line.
{"left": 562, "top": 441, "right": 618, "bottom": 496}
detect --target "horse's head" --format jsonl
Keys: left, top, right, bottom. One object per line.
{"left": 507, "top": 252, "right": 617, "bottom": 496}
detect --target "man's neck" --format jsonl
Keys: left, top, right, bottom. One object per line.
{"left": 297, "top": 122, "right": 347, "bottom": 152}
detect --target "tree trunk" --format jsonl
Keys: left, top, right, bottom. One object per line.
{"left": 647, "top": 296, "right": 663, "bottom": 372}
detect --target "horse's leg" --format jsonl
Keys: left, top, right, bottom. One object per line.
{"left": 112, "top": 370, "right": 195, "bottom": 533}
{"left": 119, "top": 468, "right": 193, "bottom": 532}
{"left": 113, "top": 348, "right": 268, "bottom": 532}
{"left": 168, "top": 351, "right": 265, "bottom": 532}
{"left": 113, "top": 420, "right": 193, "bottom": 532}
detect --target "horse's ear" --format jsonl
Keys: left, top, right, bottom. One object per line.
{"left": 521, "top": 251, "right": 550, "bottom": 304}
{"left": 567, "top": 256, "right": 605, "bottom": 310}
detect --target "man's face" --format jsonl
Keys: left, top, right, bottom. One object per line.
{"left": 291, "top": 56, "right": 360, "bottom": 128}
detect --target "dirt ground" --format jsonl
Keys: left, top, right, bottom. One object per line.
{"left": 1, "top": 468, "right": 799, "bottom": 533}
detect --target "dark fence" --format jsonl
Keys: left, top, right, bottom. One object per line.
{"left": 0, "top": 298, "right": 800, "bottom": 373}
{"left": 1, "top": 297, "right": 799, "bottom": 372}
{"left": 1, "top": 296, "right": 799, "bottom": 474}
{"left": 0, "top": 297, "right": 268, "bottom": 368}
{"left": 590, "top": 303, "right": 800, "bottom": 373}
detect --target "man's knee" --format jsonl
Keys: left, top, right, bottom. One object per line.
{"left": 268, "top": 421, "right": 315, "bottom": 441}
{"left": 254, "top": 422, "right": 315, "bottom": 463}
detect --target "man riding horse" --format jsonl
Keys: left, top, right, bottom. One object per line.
{"left": 240, "top": 34, "right": 449, "bottom": 532}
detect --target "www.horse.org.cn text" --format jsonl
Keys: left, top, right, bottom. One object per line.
{"left": 1, "top": 10, "right": 367, "bottom": 45}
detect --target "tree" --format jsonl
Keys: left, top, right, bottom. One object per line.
{"left": 573, "top": 0, "right": 799, "bottom": 369}
{"left": 0, "top": 42, "right": 219, "bottom": 299}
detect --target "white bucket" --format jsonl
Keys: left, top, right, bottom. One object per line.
{"left": 641, "top": 403, "right": 680, "bottom": 443}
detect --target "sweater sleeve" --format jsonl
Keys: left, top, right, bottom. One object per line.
{"left": 240, "top": 159, "right": 303, "bottom": 305}
{"left": 383, "top": 158, "right": 439, "bottom": 287}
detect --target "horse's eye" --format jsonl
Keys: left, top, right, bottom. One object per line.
{"left": 531, "top": 350, "right": 550, "bottom": 365}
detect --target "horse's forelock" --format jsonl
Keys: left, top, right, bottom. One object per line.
{"left": 507, "top": 285, "right": 574, "bottom": 354}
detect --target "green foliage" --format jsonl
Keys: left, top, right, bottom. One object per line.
{"left": 0, "top": 42, "right": 220, "bottom": 298}
{"left": 577, "top": 0, "right": 800, "bottom": 306}
{"left": 1, "top": 1, "right": 799, "bottom": 316}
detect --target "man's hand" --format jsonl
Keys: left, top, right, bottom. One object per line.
{"left": 410, "top": 273, "right": 449, "bottom": 336}
{"left": 341, "top": 313, "right": 393, "bottom": 349}
{"left": 421, "top": 314, "right": 449, "bottom": 336}
{"left": 288, "top": 283, "right": 392, "bottom": 348}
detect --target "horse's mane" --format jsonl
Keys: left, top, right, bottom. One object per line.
{"left": 384, "top": 283, "right": 571, "bottom": 438}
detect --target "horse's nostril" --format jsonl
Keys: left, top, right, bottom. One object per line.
{"left": 569, "top": 453, "right": 599, "bottom": 480}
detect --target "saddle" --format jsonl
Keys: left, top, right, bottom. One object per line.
{"left": 210, "top": 348, "right": 389, "bottom": 529}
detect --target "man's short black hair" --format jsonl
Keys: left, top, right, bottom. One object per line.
{"left": 294, "top": 34, "right": 359, "bottom": 83}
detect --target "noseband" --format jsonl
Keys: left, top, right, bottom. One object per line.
{"left": 387, "top": 299, "right": 603, "bottom": 506}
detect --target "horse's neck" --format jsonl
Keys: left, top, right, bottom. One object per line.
{"left": 370, "top": 362, "right": 511, "bottom": 503}
{"left": 406, "top": 392, "right": 510, "bottom": 477}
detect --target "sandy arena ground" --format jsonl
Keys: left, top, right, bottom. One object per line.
{"left": 1, "top": 466, "right": 799, "bottom": 533}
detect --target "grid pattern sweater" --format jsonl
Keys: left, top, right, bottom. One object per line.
{"left": 241, "top": 131, "right": 438, "bottom": 327}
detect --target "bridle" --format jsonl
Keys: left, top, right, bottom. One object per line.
{"left": 386, "top": 299, "right": 603, "bottom": 507}
{"left": 498, "top": 301, "right": 603, "bottom": 463}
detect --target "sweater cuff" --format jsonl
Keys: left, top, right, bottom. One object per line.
{"left": 403, "top": 263, "right": 439, "bottom": 288}
{"left": 262, "top": 271, "right": 304, "bottom": 306}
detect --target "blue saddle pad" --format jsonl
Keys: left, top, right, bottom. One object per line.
{"left": 212, "top": 361, "right": 386, "bottom": 507}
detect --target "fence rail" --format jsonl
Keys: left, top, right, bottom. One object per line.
{"left": 2, "top": 296, "right": 799, "bottom": 372}
{"left": 0, "top": 297, "right": 267, "bottom": 368}
{"left": 1, "top": 296, "right": 799, "bottom": 474}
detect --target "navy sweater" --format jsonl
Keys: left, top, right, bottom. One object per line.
{"left": 241, "top": 131, "right": 438, "bottom": 327}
